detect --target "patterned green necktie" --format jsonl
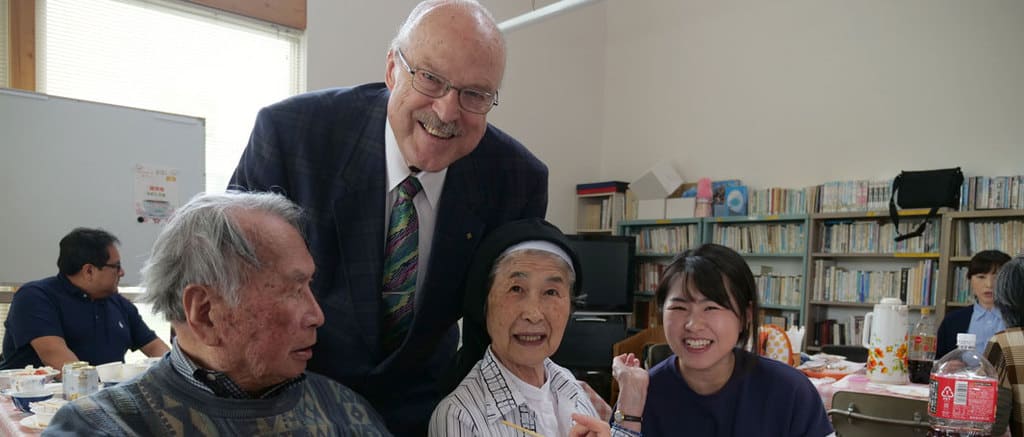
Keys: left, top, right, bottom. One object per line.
{"left": 381, "top": 176, "right": 422, "bottom": 352}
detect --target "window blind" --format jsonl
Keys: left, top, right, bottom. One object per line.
{"left": 39, "top": 0, "right": 304, "bottom": 192}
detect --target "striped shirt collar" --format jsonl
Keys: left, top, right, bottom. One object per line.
{"left": 168, "top": 337, "right": 305, "bottom": 400}
{"left": 480, "top": 346, "right": 587, "bottom": 426}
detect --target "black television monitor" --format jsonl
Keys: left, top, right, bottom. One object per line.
{"left": 565, "top": 234, "right": 636, "bottom": 313}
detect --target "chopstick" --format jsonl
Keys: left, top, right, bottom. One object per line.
{"left": 499, "top": 420, "right": 545, "bottom": 437}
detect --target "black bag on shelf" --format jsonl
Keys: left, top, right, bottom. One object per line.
{"left": 888, "top": 167, "right": 964, "bottom": 242}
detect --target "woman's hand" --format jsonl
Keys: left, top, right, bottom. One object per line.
{"left": 568, "top": 413, "right": 611, "bottom": 437}
{"left": 611, "top": 352, "right": 649, "bottom": 430}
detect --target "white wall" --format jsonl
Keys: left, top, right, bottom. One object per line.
{"left": 305, "top": 1, "right": 1024, "bottom": 231}
{"left": 601, "top": 1, "right": 1024, "bottom": 188}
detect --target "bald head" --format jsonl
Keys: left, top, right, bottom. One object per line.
{"left": 390, "top": 0, "right": 506, "bottom": 86}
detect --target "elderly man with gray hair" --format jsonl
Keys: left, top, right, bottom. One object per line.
{"left": 44, "top": 191, "right": 390, "bottom": 436}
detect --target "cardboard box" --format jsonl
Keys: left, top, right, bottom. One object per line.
{"left": 631, "top": 163, "right": 683, "bottom": 220}
{"left": 665, "top": 197, "right": 696, "bottom": 218}
{"left": 637, "top": 199, "right": 666, "bottom": 220}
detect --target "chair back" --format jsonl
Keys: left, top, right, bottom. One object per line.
{"left": 828, "top": 391, "right": 930, "bottom": 437}
{"left": 758, "top": 324, "right": 797, "bottom": 366}
{"left": 642, "top": 343, "right": 673, "bottom": 368}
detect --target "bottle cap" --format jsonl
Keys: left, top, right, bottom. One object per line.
{"left": 956, "top": 333, "right": 976, "bottom": 347}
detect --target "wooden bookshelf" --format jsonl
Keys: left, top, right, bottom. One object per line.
{"left": 937, "top": 209, "right": 1024, "bottom": 315}
{"left": 804, "top": 210, "right": 941, "bottom": 350}
{"left": 576, "top": 191, "right": 626, "bottom": 234}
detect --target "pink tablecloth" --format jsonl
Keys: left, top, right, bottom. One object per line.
{"left": 814, "top": 372, "right": 929, "bottom": 410}
{"left": 0, "top": 396, "right": 43, "bottom": 436}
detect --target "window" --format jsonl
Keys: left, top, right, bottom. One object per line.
{"left": 38, "top": 0, "right": 304, "bottom": 192}
{"left": 1, "top": 0, "right": 8, "bottom": 87}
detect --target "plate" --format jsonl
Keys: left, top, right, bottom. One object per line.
{"left": 20, "top": 415, "right": 46, "bottom": 431}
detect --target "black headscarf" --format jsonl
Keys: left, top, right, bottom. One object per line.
{"left": 438, "top": 218, "right": 583, "bottom": 395}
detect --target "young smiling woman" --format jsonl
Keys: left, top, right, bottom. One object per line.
{"left": 611, "top": 244, "right": 834, "bottom": 437}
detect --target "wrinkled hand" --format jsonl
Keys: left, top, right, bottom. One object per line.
{"left": 611, "top": 353, "right": 649, "bottom": 417}
{"left": 578, "top": 380, "right": 612, "bottom": 421}
{"left": 568, "top": 413, "right": 611, "bottom": 437}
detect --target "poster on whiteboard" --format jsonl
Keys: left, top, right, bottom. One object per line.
{"left": 134, "top": 164, "right": 181, "bottom": 224}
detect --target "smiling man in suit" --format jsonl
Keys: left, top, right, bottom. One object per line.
{"left": 228, "top": 1, "right": 548, "bottom": 435}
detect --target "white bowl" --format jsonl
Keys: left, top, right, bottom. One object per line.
{"left": 94, "top": 362, "right": 123, "bottom": 382}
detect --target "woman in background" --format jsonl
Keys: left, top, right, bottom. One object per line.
{"left": 611, "top": 244, "right": 832, "bottom": 437}
{"left": 936, "top": 250, "right": 1012, "bottom": 358}
{"left": 983, "top": 255, "right": 1024, "bottom": 436}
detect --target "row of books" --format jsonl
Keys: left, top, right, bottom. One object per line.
{"left": 951, "top": 266, "right": 973, "bottom": 303}
{"left": 816, "top": 180, "right": 893, "bottom": 213}
{"left": 818, "top": 218, "right": 940, "bottom": 254}
{"left": 629, "top": 224, "right": 700, "bottom": 254}
{"left": 762, "top": 310, "right": 800, "bottom": 330}
{"left": 755, "top": 273, "right": 803, "bottom": 307}
{"left": 811, "top": 259, "right": 938, "bottom": 306}
{"left": 961, "top": 175, "right": 1024, "bottom": 211}
{"left": 575, "top": 181, "right": 628, "bottom": 195}
{"left": 711, "top": 223, "right": 806, "bottom": 255}
{"left": 578, "top": 192, "right": 625, "bottom": 230}
{"left": 748, "top": 187, "right": 816, "bottom": 216}
{"left": 954, "top": 221, "right": 1024, "bottom": 257}
{"left": 636, "top": 262, "right": 666, "bottom": 295}
{"left": 812, "top": 316, "right": 865, "bottom": 347}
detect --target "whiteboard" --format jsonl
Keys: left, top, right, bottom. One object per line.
{"left": 0, "top": 88, "right": 204, "bottom": 285}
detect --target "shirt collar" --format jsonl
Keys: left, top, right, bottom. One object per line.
{"left": 168, "top": 337, "right": 304, "bottom": 400}
{"left": 384, "top": 117, "right": 446, "bottom": 208}
{"left": 57, "top": 273, "right": 95, "bottom": 300}
{"left": 479, "top": 346, "right": 586, "bottom": 425}
{"left": 972, "top": 302, "right": 1001, "bottom": 322}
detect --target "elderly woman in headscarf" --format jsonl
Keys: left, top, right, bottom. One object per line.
{"left": 429, "top": 218, "right": 609, "bottom": 437}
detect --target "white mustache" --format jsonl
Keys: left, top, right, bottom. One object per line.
{"left": 414, "top": 110, "right": 461, "bottom": 138}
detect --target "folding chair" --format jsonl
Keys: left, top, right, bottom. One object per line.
{"left": 827, "top": 391, "right": 930, "bottom": 436}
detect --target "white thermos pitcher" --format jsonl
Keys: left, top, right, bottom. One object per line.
{"left": 861, "top": 297, "right": 909, "bottom": 384}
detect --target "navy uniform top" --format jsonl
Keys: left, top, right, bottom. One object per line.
{"left": 639, "top": 348, "right": 834, "bottom": 437}
{"left": 0, "top": 274, "right": 158, "bottom": 369}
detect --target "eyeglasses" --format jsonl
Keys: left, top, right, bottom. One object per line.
{"left": 395, "top": 49, "right": 499, "bottom": 115}
{"left": 97, "top": 261, "right": 122, "bottom": 271}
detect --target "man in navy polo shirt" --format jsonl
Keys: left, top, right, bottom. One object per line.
{"left": 0, "top": 228, "right": 169, "bottom": 370}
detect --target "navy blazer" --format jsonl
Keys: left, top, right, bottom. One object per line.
{"left": 229, "top": 84, "right": 548, "bottom": 436}
{"left": 936, "top": 306, "right": 973, "bottom": 359}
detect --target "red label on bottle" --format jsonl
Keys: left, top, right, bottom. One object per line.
{"left": 915, "top": 336, "right": 923, "bottom": 344}
{"left": 928, "top": 375, "right": 997, "bottom": 423}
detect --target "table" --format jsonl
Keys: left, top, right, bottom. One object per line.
{"left": 0, "top": 395, "right": 43, "bottom": 436}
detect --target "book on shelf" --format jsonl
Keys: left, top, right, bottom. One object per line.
{"left": 813, "top": 319, "right": 849, "bottom": 347}
{"left": 576, "top": 181, "right": 629, "bottom": 194}
{"left": 761, "top": 310, "right": 799, "bottom": 330}
{"left": 961, "top": 175, "right": 1024, "bottom": 211}
{"left": 724, "top": 186, "right": 748, "bottom": 216}
{"left": 844, "top": 315, "right": 864, "bottom": 347}
{"left": 811, "top": 259, "right": 937, "bottom": 305}
{"left": 636, "top": 261, "right": 666, "bottom": 295}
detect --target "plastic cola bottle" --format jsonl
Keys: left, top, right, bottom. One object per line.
{"left": 909, "top": 308, "right": 938, "bottom": 384}
{"left": 928, "top": 333, "right": 998, "bottom": 436}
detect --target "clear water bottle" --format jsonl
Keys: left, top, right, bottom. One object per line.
{"left": 909, "top": 308, "right": 938, "bottom": 384}
{"left": 928, "top": 333, "right": 998, "bottom": 436}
